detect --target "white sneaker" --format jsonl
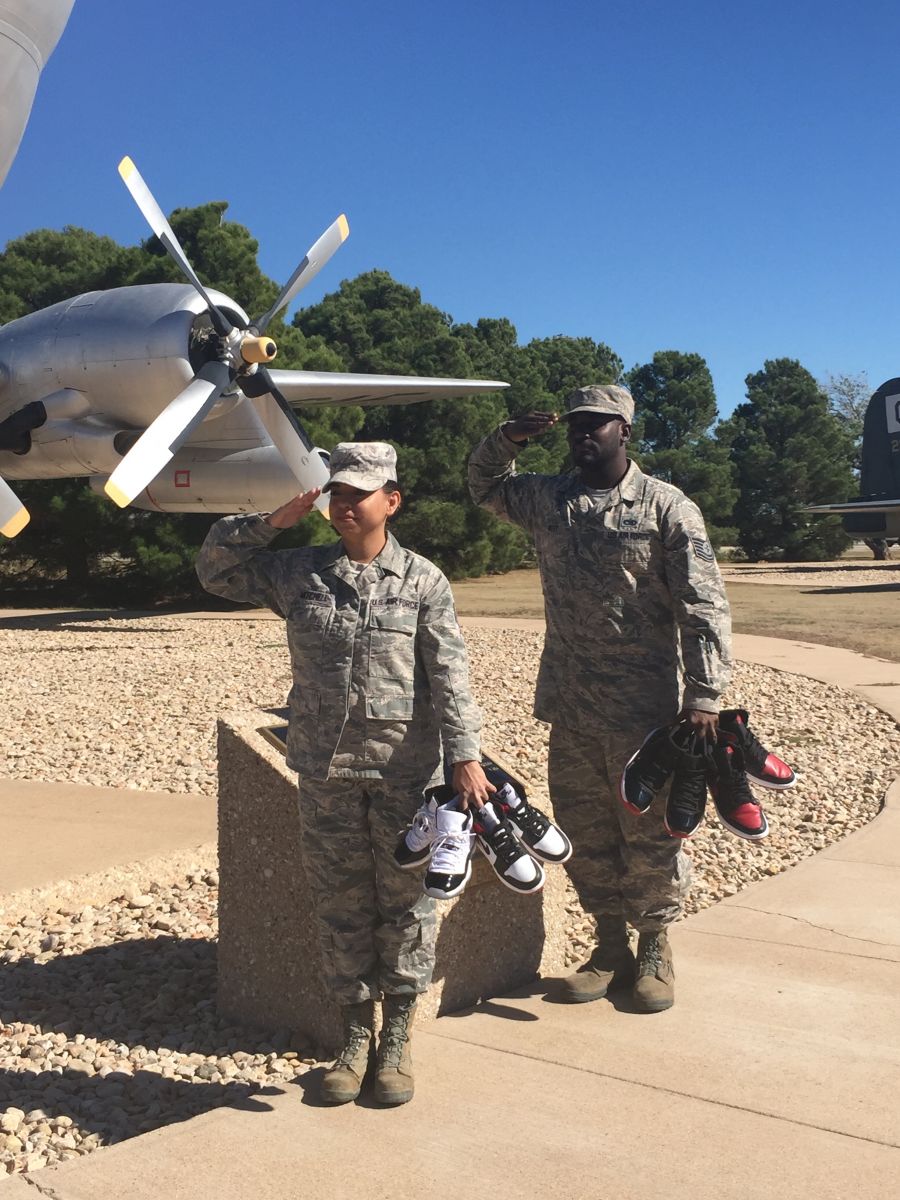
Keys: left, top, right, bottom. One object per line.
{"left": 394, "top": 791, "right": 440, "bottom": 870}
{"left": 493, "top": 781, "right": 573, "bottom": 864}
{"left": 473, "top": 802, "right": 545, "bottom": 894}
{"left": 423, "top": 799, "right": 475, "bottom": 900}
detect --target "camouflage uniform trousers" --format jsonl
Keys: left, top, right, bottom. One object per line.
{"left": 297, "top": 775, "right": 437, "bottom": 1004}
{"left": 548, "top": 723, "right": 691, "bottom": 932}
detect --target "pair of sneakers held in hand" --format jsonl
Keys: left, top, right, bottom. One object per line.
{"left": 620, "top": 708, "right": 796, "bottom": 841}
{"left": 394, "top": 777, "right": 572, "bottom": 900}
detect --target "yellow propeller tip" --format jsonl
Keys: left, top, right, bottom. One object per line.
{"left": 0, "top": 507, "right": 30, "bottom": 538}
{"left": 118, "top": 155, "right": 135, "bottom": 179}
{"left": 338, "top": 214, "right": 350, "bottom": 241}
{"left": 104, "top": 481, "right": 131, "bottom": 508}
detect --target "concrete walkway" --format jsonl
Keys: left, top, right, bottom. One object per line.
{"left": 2, "top": 633, "right": 899, "bottom": 1197}
{"left": 0, "top": 779, "right": 215, "bottom": 896}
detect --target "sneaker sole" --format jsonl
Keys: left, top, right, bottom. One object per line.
{"left": 476, "top": 841, "right": 545, "bottom": 893}
{"left": 508, "top": 828, "right": 573, "bottom": 865}
{"left": 746, "top": 773, "right": 796, "bottom": 791}
{"left": 423, "top": 856, "right": 473, "bottom": 900}
{"left": 715, "top": 812, "right": 770, "bottom": 841}
{"left": 395, "top": 849, "right": 432, "bottom": 871}
{"left": 663, "top": 814, "right": 703, "bottom": 840}
{"left": 619, "top": 726, "right": 671, "bottom": 815}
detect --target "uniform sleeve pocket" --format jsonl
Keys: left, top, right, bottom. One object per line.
{"left": 366, "top": 692, "right": 415, "bottom": 720}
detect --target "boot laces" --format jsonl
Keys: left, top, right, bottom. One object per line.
{"left": 639, "top": 935, "right": 664, "bottom": 976}
{"left": 379, "top": 1008, "right": 413, "bottom": 1070}
{"left": 336, "top": 1023, "right": 370, "bottom": 1067}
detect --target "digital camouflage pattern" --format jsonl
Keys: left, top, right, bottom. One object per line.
{"left": 323, "top": 441, "right": 398, "bottom": 493}
{"left": 469, "top": 424, "right": 730, "bottom": 929}
{"left": 548, "top": 724, "right": 690, "bottom": 931}
{"left": 196, "top": 516, "right": 482, "bottom": 780}
{"left": 297, "top": 774, "right": 437, "bottom": 1001}
{"left": 196, "top": 514, "right": 481, "bottom": 1002}
{"left": 468, "top": 427, "right": 732, "bottom": 731}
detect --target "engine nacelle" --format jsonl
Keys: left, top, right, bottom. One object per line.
{"left": 0, "top": 420, "right": 123, "bottom": 478}
{"left": 0, "top": 283, "right": 250, "bottom": 428}
{"left": 89, "top": 443, "right": 331, "bottom": 515}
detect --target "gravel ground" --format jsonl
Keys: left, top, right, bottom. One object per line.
{"left": 720, "top": 561, "right": 900, "bottom": 588}
{"left": 1, "top": 614, "right": 899, "bottom": 1177}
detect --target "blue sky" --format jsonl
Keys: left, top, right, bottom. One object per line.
{"left": 1, "top": 0, "right": 898, "bottom": 416}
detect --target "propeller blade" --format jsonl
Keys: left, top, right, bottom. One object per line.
{"left": 104, "top": 360, "right": 232, "bottom": 508}
{"left": 0, "top": 476, "right": 30, "bottom": 538}
{"left": 118, "top": 156, "right": 233, "bottom": 336}
{"left": 248, "top": 368, "right": 330, "bottom": 511}
{"left": 255, "top": 214, "right": 350, "bottom": 334}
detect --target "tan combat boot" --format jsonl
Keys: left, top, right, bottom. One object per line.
{"left": 320, "top": 1000, "right": 375, "bottom": 1104}
{"left": 633, "top": 930, "right": 675, "bottom": 1012}
{"left": 561, "top": 918, "right": 635, "bottom": 1003}
{"left": 373, "top": 994, "right": 416, "bottom": 1106}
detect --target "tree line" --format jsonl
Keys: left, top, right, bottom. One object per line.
{"left": 0, "top": 202, "right": 859, "bottom": 602}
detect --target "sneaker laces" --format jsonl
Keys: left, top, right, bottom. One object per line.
{"left": 478, "top": 818, "right": 525, "bottom": 867}
{"left": 670, "top": 732, "right": 710, "bottom": 816}
{"left": 405, "top": 807, "right": 433, "bottom": 851}
{"left": 429, "top": 829, "right": 471, "bottom": 873}
{"left": 505, "top": 799, "right": 549, "bottom": 840}
{"left": 723, "top": 715, "right": 767, "bottom": 773}
{"left": 720, "top": 761, "right": 756, "bottom": 812}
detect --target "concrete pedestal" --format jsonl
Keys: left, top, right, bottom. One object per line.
{"left": 216, "top": 711, "right": 570, "bottom": 1051}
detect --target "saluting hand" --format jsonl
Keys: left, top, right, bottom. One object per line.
{"left": 265, "top": 489, "right": 322, "bottom": 529}
{"left": 502, "top": 411, "right": 559, "bottom": 445}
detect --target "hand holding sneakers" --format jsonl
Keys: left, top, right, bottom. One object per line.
{"left": 620, "top": 706, "right": 794, "bottom": 842}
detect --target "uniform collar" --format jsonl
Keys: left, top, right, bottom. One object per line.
{"left": 322, "top": 530, "right": 405, "bottom": 580}
{"left": 571, "top": 459, "right": 644, "bottom": 505}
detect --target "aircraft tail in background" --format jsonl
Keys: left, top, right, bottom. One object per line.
{"left": 808, "top": 377, "right": 900, "bottom": 540}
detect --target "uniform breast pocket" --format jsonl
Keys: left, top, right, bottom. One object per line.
{"left": 286, "top": 601, "right": 333, "bottom": 650}
{"left": 367, "top": 608, "right": 418, "bottom": 688}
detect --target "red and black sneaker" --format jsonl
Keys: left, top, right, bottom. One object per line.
{"left": 710, "top": 742, "right": 769, "bottom": 841}
{"left": 718, "top": 709, "right": 795, "bottom": 790}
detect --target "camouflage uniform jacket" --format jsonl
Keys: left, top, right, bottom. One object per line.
{"left": 468, "top": 428, "right": 732, "bottom": 731}
{"left": 196, "top": 516, "right": 482, "bottom": 780}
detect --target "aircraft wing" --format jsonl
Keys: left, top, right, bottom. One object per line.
{"left": 807, "top": 499, "right": 900, "bottom": 514}
{"left": 266, "top": 370, "right": 508, "bottom": 408}
{"left": 0, "top": 0, "right": 74, "bottom": 188}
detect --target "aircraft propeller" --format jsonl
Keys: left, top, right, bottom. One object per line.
{"left": 105, "top": 157, "right": 349, "bottom": 509}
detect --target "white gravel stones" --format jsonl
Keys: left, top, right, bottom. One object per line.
{"left": 0, "top": 612, "right": 898, "bottom": 1179}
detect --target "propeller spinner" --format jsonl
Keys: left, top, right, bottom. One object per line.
{"left": 105, "top": 157, "right": 348, "bottom": 509}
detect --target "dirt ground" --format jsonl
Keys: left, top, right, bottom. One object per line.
{"left": 452, "top": 562, "right": 900, "bottom": 663}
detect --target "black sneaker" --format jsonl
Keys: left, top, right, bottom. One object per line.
{"left": 710, "top": 743, "right": 769, "bottom": 841}
{"left": 663, "top": 729, "right": 711, "bottom": 839}
{"left": 488, "top": 775, "right": 572, "bottom": 864}
{"left": 718, "top": 709, "right": 796, "bottom": 790}
{"left": 620, "top": 725, "right": 679, "bottom": 815}
{"left": 472, "top": 802, "right": 545, "bottom": 894}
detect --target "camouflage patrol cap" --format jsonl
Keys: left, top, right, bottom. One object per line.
{"left": 322, "top": 441, "right": 398, "bottom": 493}
{"left": 564, "top": 384, "right": 635, "bottom": 424}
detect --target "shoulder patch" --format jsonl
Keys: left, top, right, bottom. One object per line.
{"left": 690, "top": 536, "right": 715, "bottom": 563}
